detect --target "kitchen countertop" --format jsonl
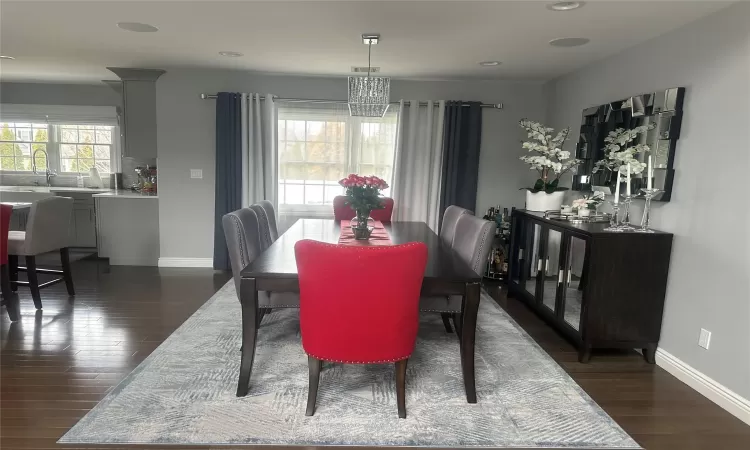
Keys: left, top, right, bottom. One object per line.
{"left": 92, "top": 190, "right": 158, "bottom": 199}
{"left": 0, "top": 185, "right": 114, "bottom": 194}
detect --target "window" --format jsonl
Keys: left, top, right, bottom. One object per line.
{"left": 59, "top": 125, "right": 113, "bottom": 174}
{"left": 0, "top": 122, "right": 117, "bottom": 174}
{"left": 0, "top": 123, "right": 48, "bottom": 171}
{"left": 277, "top": 104, "right": 398, "bottom": 212}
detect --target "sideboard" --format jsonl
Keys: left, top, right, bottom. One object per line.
{"left": 507, "top": 210, "right": 673, "bottom": 363}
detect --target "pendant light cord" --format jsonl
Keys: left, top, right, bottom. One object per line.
{"left": 367, "top": 41, "right": 372, "bottom": 79}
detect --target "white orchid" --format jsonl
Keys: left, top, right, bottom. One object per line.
{"left": 593, "top": 125, "right": 653, "bottom": 175}
{"left": 519, "top": 119, "right": 582, "bottom": 193}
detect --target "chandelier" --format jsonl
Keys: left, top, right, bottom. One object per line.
{"left": 348, "top": 34, "right": 390, "bottom": 117}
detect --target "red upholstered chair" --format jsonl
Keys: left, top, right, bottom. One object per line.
{"left": 294, "top": 239, "right": 428, "bottom": 418}
{"left": 1, "top": 204, "right": 19, "bottom": 321}
{"left": 332, "top": 195, "right": 394, "bottom": 223}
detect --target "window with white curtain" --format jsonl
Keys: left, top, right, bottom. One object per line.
{"left": 277, "top": 103, "right": 398, "bottom": 213}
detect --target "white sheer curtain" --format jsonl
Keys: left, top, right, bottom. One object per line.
{"left": 391, "top": 100, "right": 445, "bottom": 231}
{"left": 241, "top": 93, "right": 277, "bottom": 208}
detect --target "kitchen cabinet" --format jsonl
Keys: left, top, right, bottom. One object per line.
{"left": 65, "top": 193, "right": 97, "bottom": 248}
{"left": 94, "top": 195, "right": 159, "bottom": 266}
{"left": 508, "top": 210, "right": 673, "bottom": 364}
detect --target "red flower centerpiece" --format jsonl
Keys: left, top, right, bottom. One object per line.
{"left": 339, "top": 174, "right": 389, "bottom": 240}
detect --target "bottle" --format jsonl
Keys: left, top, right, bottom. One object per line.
{"left": 76, "top": 173, "right": 84, "bottom": 188}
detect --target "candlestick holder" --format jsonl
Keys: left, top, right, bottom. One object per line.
{"left": 636, "top": 188, "right": 663, "bottom": 233}
{"left": 603, "top": 201, "right": 623, "bottom": 232}
{"left": 620, "top": 195, "right": 636, "bottom": 231}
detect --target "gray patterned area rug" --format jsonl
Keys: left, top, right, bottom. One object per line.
{"left": 60, "top": 281, "right": 639, "bottom": 448}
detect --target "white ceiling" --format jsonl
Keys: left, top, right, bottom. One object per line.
{"left": 0, "top": 0, "right": 732, "bottom": 84}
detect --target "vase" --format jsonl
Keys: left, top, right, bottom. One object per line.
{"left": 525, "top": 190, "right": 565, "bottom": 212}
{"left": 350, "top": 209, "right": 373, "bottom": 240}
{"left": 578, "top": 208, "right": 592, "bottom": 218}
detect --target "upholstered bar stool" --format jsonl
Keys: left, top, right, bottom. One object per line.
{"left": 8, "top": 197, "right": 75, "bottom": 309}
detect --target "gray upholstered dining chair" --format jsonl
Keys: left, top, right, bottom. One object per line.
{"left": 258, "top": 200, "right": 278, "bottom": 242}
{"left": 440, "top": 205, "right": 472, "bottom": 247}
{"left": 222, "top": 208, "right": 299, "bottom": 320}
{"left": 249, "top": 204, "right": 274, "bottom": 251}
{"left": 420, "top": 213, "right": 496, "bottom": 334}
{"left": 7, "top": 196, "right": 75, "bottom": 310}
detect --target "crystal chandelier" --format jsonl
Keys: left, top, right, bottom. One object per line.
{"left": 348, "top": 34, "right": 390, "bottom": 117}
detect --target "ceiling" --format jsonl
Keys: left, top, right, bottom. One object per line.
{"left": 0, "top": 0, "right": 732, "bottom": 84}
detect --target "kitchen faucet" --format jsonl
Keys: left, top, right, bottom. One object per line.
{"left": 32, "top": 148, "right": 56, "bottom": 187}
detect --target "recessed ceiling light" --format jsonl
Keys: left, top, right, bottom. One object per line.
{"left": 479, "top": 61, "right": 501, "bottom": 67}
{"left": 547, "top": 1, "right": 584, "bottom": 11}
{"left": 219, "top": 51, "right": 244, "bottom": 57}
{"left": 117, "top": 22, "right": 159, "bottom": 32}
{"left": 0, "top": 55, "right": 15, "bottom": 60}
{"left": 549, "top": 37, "right": 590, "bottom": 48}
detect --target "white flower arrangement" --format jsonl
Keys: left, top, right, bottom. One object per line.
{"left": 571, "top": 191, "right": 605, "bottom": 211}
{"left": 593, "top": 125, "right": 652, "bottom": 175}
{"left": 519, "top": 119, "right": 582, "bottom": 193}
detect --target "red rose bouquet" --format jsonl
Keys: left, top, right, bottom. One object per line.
{"left": 339, "top": 174, "right": 389, "bottom": 229}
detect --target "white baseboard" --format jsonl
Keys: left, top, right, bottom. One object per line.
{"left": 157, "top": 257, "right": 214, "bottom": 268}
{"left": 656, "top": 348, "right": 750, "bottom": 425}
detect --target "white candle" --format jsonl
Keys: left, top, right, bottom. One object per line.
{"left": 626, "top": 163, "right": 632, "bottom": 196}
{"left": 613, "top": 170, "right": 620, "bottom": 204}
{"left": 647, "top": 156, "right": 653, "bottom": 190}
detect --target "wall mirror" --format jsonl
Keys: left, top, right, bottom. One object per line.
{"left": 572, "top": 87, "right": 685, "bottom": 201}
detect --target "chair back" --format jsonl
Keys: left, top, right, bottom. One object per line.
{"left": 1, "top": 204, "right": 12, "bottom": 265}
{"left": 295, "top": 240, "right": 428, "bottom": 363}
{"left": 24, "top": 197, "right": 74, "bottom": 255}
{"left": 333, "top": 196, "right": 394, "bottom": 223}
{"left": 258, "top": 200, "right": 278, "bottom": 241}
{"left": 222, "top": 208, "right": 262, "bottom": 296}
{"left": 440, "top": 205, "right": 471, "bottom": 247}
{"left": 452, "top": 214, "right": 496, "bottom": 275}
{"left": 249, "top": 204, "right": 274, "bottom": 251}
{"left": 332, "top": 196, "right": 356, "bottom": 221}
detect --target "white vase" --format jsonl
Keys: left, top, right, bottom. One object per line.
{"left": 578, "top": 208, "right": 592, "bottom": 218}
{"left": 525, "top": 190, "right": 565, "bottom": 212}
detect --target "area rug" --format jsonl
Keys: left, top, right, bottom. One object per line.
{"left": 59, "top": 281, "right": 640, "bottom": 448}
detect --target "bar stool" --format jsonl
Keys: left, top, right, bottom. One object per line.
{"left": 8, "top": 197, "right": 75, "bottom": 309}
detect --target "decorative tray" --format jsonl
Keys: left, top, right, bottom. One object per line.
{"left": 543, "top": 211, "right": 611, "bottom": 224}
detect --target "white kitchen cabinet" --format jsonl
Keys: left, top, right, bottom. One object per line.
{"left": 72, "top": 205, "right": 97, "bottom": 248}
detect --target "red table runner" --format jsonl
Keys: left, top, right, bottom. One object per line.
{"left": 338, "top": 220, "right": 392, "bottom": 246}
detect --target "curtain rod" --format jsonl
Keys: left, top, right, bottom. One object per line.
{"left": 199, "top": 93, "right": 503, "bottom": 109}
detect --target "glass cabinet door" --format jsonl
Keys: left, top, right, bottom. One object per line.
{"left": 522, "top": 223, "right": 543, "bottom": 298}
{"left": 562, "top": 235, "right": 587, "bottom": 331}
{"left": 539, "top": 228, "right": 562, "bottom": 313}
{"left": 509, "top": 216, "right": 523, "bottom": 286}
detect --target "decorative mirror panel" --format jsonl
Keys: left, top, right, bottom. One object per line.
{"left": 572, "top": 87, "right": 685, "bottom": 201}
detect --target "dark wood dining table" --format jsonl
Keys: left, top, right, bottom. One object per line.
{"left": 238, "top": 219, "right": 482, "bottom": 403}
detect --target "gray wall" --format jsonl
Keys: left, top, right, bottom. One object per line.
{"left": 156, "top": 69, "right": 545, "bottom": 259}
{"left": 544, "top": 3, "right": 750, "bottom": 399}
{"left": 0, "top": 82, "right": 121, "bottom": 107}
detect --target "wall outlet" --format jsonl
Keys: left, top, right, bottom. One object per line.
{"left": 698, "top": 328, "right": 711, "bottom": 350}
{"left": 190, "top": 169, "right": 203, "bottom": 179}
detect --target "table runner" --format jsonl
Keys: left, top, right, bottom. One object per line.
{"left": 338, "top": 220, "right": 392, "bottom": 246}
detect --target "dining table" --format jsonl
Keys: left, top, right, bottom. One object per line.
{"left": 238, "top": 218, "right": 483, "bottom": 403}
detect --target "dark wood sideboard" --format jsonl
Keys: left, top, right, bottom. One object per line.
{"left": 507, "top": 210, "right": 673, "bottom": 363}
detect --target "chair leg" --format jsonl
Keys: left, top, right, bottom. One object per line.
{"left": 1, "top": 265, "right": 20, "bottom": 322}
{"left": 395, "top": 359, "right": 408, "bottom": 419}
{"left": 8, "top": 255, "right": 18, "bottom": 292}
{"left": 306, "top": 356, "right": 322, "bottom": 416}
{"left": 440, "top": 313, "right": 453, "bottom": 333}
{"left": 25, "top": 256, "right": 42, "bottom": 310}
{"left": 452, "top": 313, "right": 463, "bottom": 339}
{"left": 60, "top": 248, "right": 75, "bottom": 296}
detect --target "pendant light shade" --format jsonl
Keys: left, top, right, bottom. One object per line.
{"left": 348, "top": 76, "right": 390, "bottom": 117}
{"left": 348, "top": 34, "right": 390, "bottom": 117}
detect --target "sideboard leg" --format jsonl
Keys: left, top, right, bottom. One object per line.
{"left": 642, "top": 345, "right": 657, "bottom": 364}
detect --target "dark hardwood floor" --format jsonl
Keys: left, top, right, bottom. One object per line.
{"left": 1, "top": 259, "right": 748, "bottom": 449}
